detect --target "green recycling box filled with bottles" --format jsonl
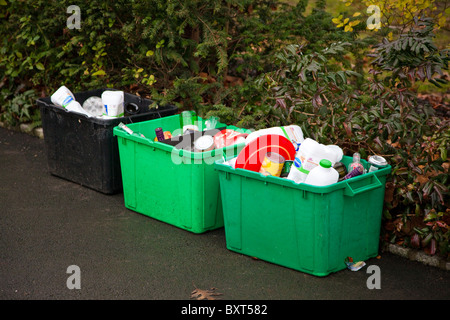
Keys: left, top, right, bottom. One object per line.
{"left": 113, "top": 113, "right": 250, "bottom": 234}
{"left": 215, "top": 156, "right": 391, "bottom": 277}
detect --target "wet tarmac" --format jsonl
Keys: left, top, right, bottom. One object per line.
{"left": 1, "top": 127, "right": 449, "bottom": 310}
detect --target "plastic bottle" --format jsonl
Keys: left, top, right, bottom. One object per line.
{"left": 348, "top": 152, "right": 365, "bottom": 173}
{"left": 51, "top": 85, "right": 75, "bottom": 108}
{"left": 82, "top": 96, "right": 103, "bottom": 117}
{"left": 341, "top": 166, "right": 364, "bottom": 180}
{"left": 65, "top": 100, "right": 93, "bottom": 117}
{"left": 286, "top": 157, "right": 308, "bottom": 183}
{"left": 295, "top": 138, "right": 343, "bottom": 177}
{"left": 326, "top": 144, "right": 344, "bottom": 164}
{"left": 101, "top": 90, "right": 124, "bottom": 117}
{"left": 180, "top": 110, "right": 199, "bottom": 133}
{"left": 50, "top": 86, "right": 93, "bottom": 117}
{"left": 245, "top": 125, "right": 304, "bottom": 151}
{"left": 304, "top": 159, "right": 339, "bottom": 187}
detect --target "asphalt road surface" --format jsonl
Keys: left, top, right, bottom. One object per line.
{"left": 1, "top": 127, "right": 449, "bottom": 310}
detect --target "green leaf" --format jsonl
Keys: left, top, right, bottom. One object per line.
{"left": 92, "top": 70, "right": 106, "bottom": 76}
{"left": 156, "top": 39, "right": 165, "bottom": 49}
{"left": 0, "top": 0, "right": 7, "bottom": 6}
{"left": 440, "top": 146, "right": 447, "bottom": 161}
{"left": 424, "top": 211, "right": 437, "bottom": 222}
{"left": 336, "top": 71, "right": 347, "bottom": 84}
{"left": 35, "top": 62, "right": 45, "bottom": 71}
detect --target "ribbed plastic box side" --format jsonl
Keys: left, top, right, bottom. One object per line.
{"left": 215, "top": 156, "right": 391, "bottom": 276}
{"left": 114, "top": 115, "right": 248, "bottom": 233}
{"left": 36, "top": 88, "right": 177, "bottom": 194}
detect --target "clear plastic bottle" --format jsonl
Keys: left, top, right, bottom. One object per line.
{"left": 304, "top": 159, "right": 339, "bottom": 187}
{"left": 348, "top": 152, "right": 365, "bottom": 173}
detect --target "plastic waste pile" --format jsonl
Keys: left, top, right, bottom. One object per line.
{"left": 115, "top": 107, "right": 388, "bottom": 187}
{"left": 51, "top": 86, "right": 125, "bottom": 119}
{"left": 223, "top": 124, "right": 388, "bottom": 187}
{"left": 117, "top": 110, "right": 248, "bottom": 153}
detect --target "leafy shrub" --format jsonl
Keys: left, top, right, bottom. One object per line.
{"left": 0, "top": 0, "right": 448, "bottom": 258}
{"left": 0, "top": 0, "right": 354, "bottom": 122}
{"left": 0, "top": 89, "right": 40, "bottom": 127}
{"left": 366, "top": 17, "right": 449, "bottom": 257}
{"left": 232, "top": 16, "right": 449, "bottom": 259}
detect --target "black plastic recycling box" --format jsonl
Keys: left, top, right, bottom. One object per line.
{"left": 36, "top": 88, "right": 177, "bottom": 194}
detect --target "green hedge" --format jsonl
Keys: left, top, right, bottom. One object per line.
{"left": 0, "top": 0, "right": 448, "bottom": 259}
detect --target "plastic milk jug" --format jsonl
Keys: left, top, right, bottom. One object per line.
{"left": 296, "top": 138, "right": 343, "bottom": 176}
{"left": 304, "top": 159, "right": 339, "bottom": 186}
{"left": 101, "top": 90, "right": 124, "bottom": 117}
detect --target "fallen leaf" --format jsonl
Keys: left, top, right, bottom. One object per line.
{"left": 225, "top": 75, "right": 243, "bottom": 87}
{"left": 384, "top": 182, "right": 395, "bottom": 203}
{"left": 190, "top": 287, "right": 223, "bottom": 300}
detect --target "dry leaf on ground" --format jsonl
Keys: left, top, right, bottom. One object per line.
{"left": 190, "top": 287, "right": 223, "bottom": 300}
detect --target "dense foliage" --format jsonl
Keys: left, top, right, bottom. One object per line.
{"left": 0, "top": 0, "right": 448, "bottom": 259}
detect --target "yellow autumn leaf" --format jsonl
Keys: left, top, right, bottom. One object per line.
{"left": 352, "top": 12, "right": 361, "bottom": 17}
{"left": 92, "top": 70, "right": 106, "bottom": 76}
{"left": 387, "top": 31, "right": 393, "bottom": 40}
{"left": 332, "top": 18, "right": 341, "bottom": 24}
{"left": 343, "top": 18, "right": 349, "bottom": 25}
{"left": 344, "top": 24, "right": 353, "bottom": 32}
{"left": 349, "top": 20, "right": 361, "bottom": 27}
{"left": 438, "top": 15, "right": 446, "bottom": 28}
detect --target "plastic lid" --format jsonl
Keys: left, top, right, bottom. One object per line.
{"left": 194, "top": 135, "right": 214, "bottom": 150}
{"left": 319, "top": 159, "right": 332, "bottom": 168}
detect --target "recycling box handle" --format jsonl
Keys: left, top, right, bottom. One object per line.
{"left": 343, "top": 174, "right": 382, "bottom": 197}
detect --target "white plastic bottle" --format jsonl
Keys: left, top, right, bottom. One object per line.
{"left": 102, "top": 90, "right": 124, "bottom": 117}
{"left": 50, "top": 85, "right": 92, "bottom": 117}
{"left": 286, "top": 157, "right": 308, "bottom": 183}
{"left": 245, "top": 125, "right": 304, "bottom": 151}
{"left": 65, "top": 100, "right": 93, "bottom": 117}
{"left": 295, "top": 138, "right": 342, "bottom": 178}
{"left": 304, "top": 159, "right": 339, "bottom": 186}
{"left": 51, "top": 85, "right": 75, "bottom": 107}
{"left": 326, "top": 144, "right": 344, "bottom": 164}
